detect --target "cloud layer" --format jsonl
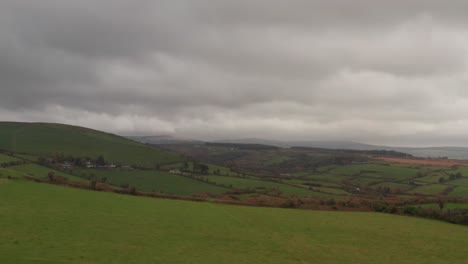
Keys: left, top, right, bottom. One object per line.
{"left": 1, "top": 0, "right": 468, "bottom": 146}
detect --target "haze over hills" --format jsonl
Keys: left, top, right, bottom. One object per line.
{"left": 215, "top": 138, "right": 468, "bottom": 159}
{"left": 128, "top": 135, "right": 204, "bottom": 145}
{"left": 127, "top": 135, "right": 468, "bottom": 159}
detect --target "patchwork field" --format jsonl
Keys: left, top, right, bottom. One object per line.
{"left": 449, "top": 187, "right": 468, "bottom": 197}
{"left": 1, "top": 180, "right": 468, "bottom": 264}
{"left": 0, "top": 153, "right": 21, "bottom": 164}
{"left": 10, "top": 164, "right": 86, "bottom": 182}
{"left": 74, "top": 169, "right": 228, "bottom": 196}
{"left": 410, "top": 184, "right": 449, "bottom": 195}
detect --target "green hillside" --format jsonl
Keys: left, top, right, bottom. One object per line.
{"left": 1, "top": 180, "right": 467, "bottom": 264}
{"left": 0, "top": 122, "right": 180, "bottom": 167}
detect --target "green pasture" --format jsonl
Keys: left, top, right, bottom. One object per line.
{"left": 75, "top": 168, "right": 227, "bottom": 196}
{"left": 1, "top": 180, "right": 467, "bottom": 264}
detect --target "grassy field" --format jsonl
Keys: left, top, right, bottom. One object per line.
{"left": 371, "top": 182, "right": 414, "bottom": 191}
{"left": 448, "top": 187, "right": 468, "bottom": 197}
{"left": 1, "top": 180, "right": 468, "bottom": 264}
{"left": 419, "top": 203, "right": 468, "bottom": 211}
{"left": 416, "top": 172, "right": 447, "bottom": 183}
{"left": 0, "top": 122, "right": 181, "bottom": 167}
{"left": 10, "top": 164, "right": 86, "bottom": 182}
{"left": 0, "top": 167, "right": 29, "bottom": 179}
{"left": 328, "top": 164, "right": 418, "bottom": 179}
{"left": 0, "top": 153, "right": 21, "bottom": 164}
{"left": 351, "top": 177, "right": 379, "bottom": 185}
{"left": 75, "top": 169, "right": 228, "bottom": 196}
{"left": 264, "top": 155, "right": 290, "bottom": 166}
{"left": 410, "top": 184, "right": 449, "bottom": 195}
{"left": 307, "top": 173, "right": 350, "bottom": 183}
{"left": 203, "top": 175, "right": 330, "bottom": 197}
{"left": 448, "top": 178, "right": 468, "bottom": 187}
{"left": 154, "top": 161, "right": 237, "bottom": 176}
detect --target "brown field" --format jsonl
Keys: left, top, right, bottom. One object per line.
{"left": 374, "top": 156, "right": 468, "bottom": 167}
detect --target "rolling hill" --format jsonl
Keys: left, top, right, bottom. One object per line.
{"left": 213, "top": 138, "right": 468, "bottom": 159}
{"left": 0, "top": 122, "right": 181, "bottom": 167}
{"left": 0, "top": 179, "right": 467, "bottom": 264}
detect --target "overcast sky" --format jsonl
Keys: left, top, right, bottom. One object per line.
{"left": 2, "top": 1, "right": 468, "bottom": 146}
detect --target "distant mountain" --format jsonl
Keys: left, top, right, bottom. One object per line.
{"left": 127, "top": 135, "right": 204, "bottom": 145}
{"left": 395, "top": 147, "right": 468, "bottom": 160}
{"left": 214, "top": 138, "right": 381, "bottom": 150}
{"left": 214, "top": 138, "right": 468, "bottom": 159}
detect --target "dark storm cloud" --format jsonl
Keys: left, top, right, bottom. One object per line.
{"left": 1, "top": 0, "right": 468, "bottom": 146}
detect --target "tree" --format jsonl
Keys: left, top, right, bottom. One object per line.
{"left": 90, "top": 180, "right": 97, "bottom": 190}
{"left": 96, "top": 155, "right": 106, "bottom": 166}
{"left": 194, "top": 163, "right": 209, "bottom": 174}
{"left": 438, "top": 199, "right": 445, "bottom": 211}
{"left": 38, "top": 156, "right": 48, "bottom": 165}
{"left": 47, "top": 172, "right": 55, "bottom": 181}
{"left": 75, "top": 158, "right": 83, "bottom": 167}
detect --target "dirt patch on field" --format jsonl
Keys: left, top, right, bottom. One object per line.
{"left": 375, "top": 156, "right": 468, "bottom": 167}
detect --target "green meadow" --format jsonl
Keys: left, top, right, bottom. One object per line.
{"left": 10, "top": 163, "right": 86, "bottom": 182}
{"left": 1, "top": 180, "right": 467, "bottom": 264}
{"left": 74, "top": 168, "right": 228, "bottom": 196}
{"left": 202, "top": 175, "right": 333, "bottom": 197}
{"left": 0, "top": 153, "right": 21, "bottom": 164}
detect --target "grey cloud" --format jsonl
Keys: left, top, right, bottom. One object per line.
{"left": 1, "top": 1, "right": 468, "bottom": 145}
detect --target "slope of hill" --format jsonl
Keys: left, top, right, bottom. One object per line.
{"left": 0, "top": 122, "right": 181, "bottom": 167}
{"left": 1, "top": 179, "right": 467, "bottom": 264}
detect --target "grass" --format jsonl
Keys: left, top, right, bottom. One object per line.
{"left": 160, "top": 162, "right": 236, "bottom": 176}
{"left": 371, "top": 182, "right": 414, "bottom": 191}
{"left": 0, "top": 167, "right": 30, "bottom": 179}
{"left": 0, "top": 153, "right": 21, "bottom": 164}
{"left": 329, "top": 164, "right": 418, "bottom": 179}
{"left": 350, "top": 177, "right": 379, "bottom": 185}
{"left": 264, "top": 155, "right": 290, "bottom": 166}
{"left": 416, "top": 172, "right": 447, "bottom": 183}
{"left": 410, "top": 184, "right": 449, "bottom": 195}
{"left": 315, "top": 187, "right": 350, "bottom": 195}
{"left": 448, "top": 187, "right": 468, "bottom": 197}
{"left": 448, "top": 178, "right": 468, "bottom": 187}
{"left": 0, "top": 122, "right": 181, "bottom": 167}
{"left": 456, "top": 167, "right": 468, "bottom": 176}
{"left": 203, "top": 175, "right": 326, "bottom": 197}
{"left": 305, "top": 180, "right": 342, "bottom": 188}
{"left": 1, "top": 180, "right": 468, "bottom": 264}
{"left": 12, "top": 153, "right": 41, "bottom": 162}
{"left": 419, "top": 203, "right": 468, "bottom": 211}
{"left": 10, "top": 163, "right": 86, "bottom": 182}
{"left": 75, "top": 169, "right": 228, "bottom": 196}
{"left": 307, "top": 173, "right": 349, "bottom": 183}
